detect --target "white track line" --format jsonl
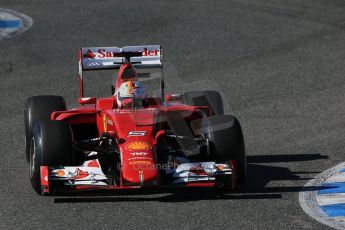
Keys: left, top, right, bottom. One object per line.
{"left": 0, "top": 8, "right": 33, "bottom": 40}
{"left": 317, "top": 193, "right": 345, "bottom": 206}
{"left": 325, "top": 173, "right": 345, "bottom": 183}
{"left": 299, "top": 162, "right": 345, "bottom": 230}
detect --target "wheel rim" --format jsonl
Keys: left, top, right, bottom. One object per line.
{"left": 29, "top": 137, "right": 36, "bottom": 178}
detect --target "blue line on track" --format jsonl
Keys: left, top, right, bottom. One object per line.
{"left": 320, "top": 203, "right": 345, "bottom": 217}
{"left": 318, "top": 182, "right": 345, "bottom": 195}
{"left": 0, "top": 20, "right": 20, "bottom": 28}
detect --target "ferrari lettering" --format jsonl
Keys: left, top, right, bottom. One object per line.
{"left": 128, "top": 156, "right": 152, "bottom": 161}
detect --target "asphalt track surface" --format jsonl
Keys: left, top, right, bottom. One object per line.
{"left": 1, "top": 0, "right": 345, "bottom": 229}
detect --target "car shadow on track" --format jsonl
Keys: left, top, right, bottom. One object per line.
{"left": 243, "top": 153, "right": 327, "bottom": 194}
{"left": 54, "top": 192, "right": 282, "bottom": 203}
{"left": 53, "top": 153, "right": 327, "bottom": 203}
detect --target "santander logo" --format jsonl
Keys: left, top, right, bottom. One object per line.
{"left": 83, "top": 50, "right": 96, "bottom": 58}
{"left": 83, "top": 48, "right": 160, "bottom": 59}
{"left": 142, "top": 48, "right": 160, "bottom": 57}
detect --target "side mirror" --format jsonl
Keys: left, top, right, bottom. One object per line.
{"left": 78, "top": 97, "right": 97, "bottom": 105}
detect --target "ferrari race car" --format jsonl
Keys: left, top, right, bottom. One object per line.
{"left": 24, "top": 45, "right": 246, "bottom": 195}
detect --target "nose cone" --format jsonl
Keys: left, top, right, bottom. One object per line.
{"left": 121, "top": 141, "right": 158, "bottom": 184}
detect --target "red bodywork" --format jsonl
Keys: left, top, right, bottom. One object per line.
{"left": 50, "top": 62, "right": 214, "bottom": 189}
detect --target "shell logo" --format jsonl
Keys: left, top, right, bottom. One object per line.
{"left": 216, "top": 165, "right": 225, "bottom": 171}
{"left": 126, "top": 141, "right": 152, "bottom": 151}
{"left": 56, "top": 170, "right": 65, "bottom": 176}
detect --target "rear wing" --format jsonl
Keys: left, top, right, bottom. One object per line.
{"left": 78, "top": 45, "right": 163, "bottom": 102}
{"left": 79, "top": 45, "right": 162, "bottom": 70}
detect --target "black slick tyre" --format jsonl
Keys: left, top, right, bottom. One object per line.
{"left": 202, "top": 115, "right": 246, "bottom": 188}
{"left": 24, "top": 95, "right": 66, "bottom": 162}
{"left": 30, "top": 120, "right": 73, "bottom": 195}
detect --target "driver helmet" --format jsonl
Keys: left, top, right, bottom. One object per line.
{"left": 116, "top": 81, "right": 146, "bottom": 108}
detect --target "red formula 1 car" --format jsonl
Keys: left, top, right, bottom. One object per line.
{"left": 24, "top": 45, "right": 246, "bottom": 195}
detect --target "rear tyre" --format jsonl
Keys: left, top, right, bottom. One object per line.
{"left": 24, "top": 95, "right": 66, "bottom": 162}
{"left": 30, "top": 120, "right": 73, "bottom": 195}
{"left": 202, "top": 115, "right": 246, "bottom": 188}
{"left": 181, "top": 91, "right": 224, "bottom": 115}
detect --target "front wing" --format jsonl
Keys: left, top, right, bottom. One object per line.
{"left": 40, "top": 157, "right": 236, "bottom": 194}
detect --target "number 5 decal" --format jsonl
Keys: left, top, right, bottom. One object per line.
{"left": 128, "top": 131, "right": 146, "bottom": 137}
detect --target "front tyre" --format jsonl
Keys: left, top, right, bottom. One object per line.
{"left": 24, "top": 95, "right": 66, "bottom": 162}
{"left": 30, "top": 120, "right": 73, "bottom": 195}
{"left": 203, "top": 115, "right": 246, "bottom": 188}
